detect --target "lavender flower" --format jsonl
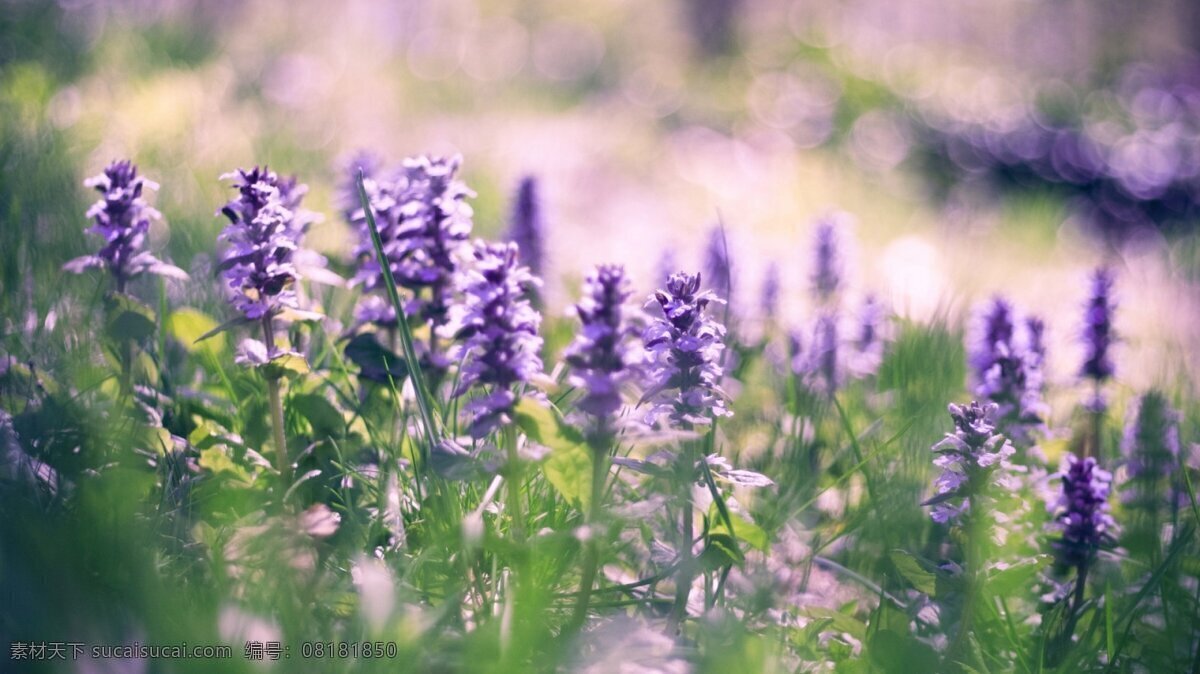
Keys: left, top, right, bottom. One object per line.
{"left": 352, "top": 155, "right": 473, "bottom": 341}
{"left": 760, "top": 262, "right": 780, "bottom": 320}
{"left": 64, "top": 160, "right": 186, "bottom": 290}
{"left": 1050, "top": 455, "right": 1114, "bottom": 569}
{"left": 505, "top": 176, "right": 545, "bottom": 278}
{"left": 1080, "top": 267, "right": 1116, "bottom": 384}
{"left": 338, "top": 151, "right": 382, "bottom": 225}
{"left": 810, "top": 212, "right": 847, "bottom": 304}
{"left": 218, "top": 167, "right": 304, "bottom": 321}
{"left": 564, "top": 265, "right": 641, "bottom": 421}
{"left": 809, "top": 312, "right": 840, "bottom": 395}
{"left": 971, "top": 299, "right": 1046, "bottom": 445}
{"left": 924, "top": 401, "right": 1015, "bottom": 524}
{"left": 641, "top": 272, "right": 731, "bottom": 427}
{"left": 850, "top": 294, "right": 886, "bottom": 376}
{"left": 450, "top": 242, "right": 544, "bottom": 438}
{"left": 703, "top": 226, "right": 732, "bottom": 302}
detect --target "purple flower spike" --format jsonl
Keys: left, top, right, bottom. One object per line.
{"left": 217, "top": 167, "right": 310, "bottom": 321}
{"left": 760, "top": 262, "right": 780, "bottom": 320}
{"left": 338, "top": 150, "right": 382, "bottom": 225}
{"left": 565, "top": 265, "right": 641, "bottom": 422}
{"left": 1051, "top": 454, "right": 1114, "bottom": 569}
{"left": 1080, "top": 267, "right": 1116, "bottom": 384}
{"left": 810, "top": 212, "right": 847, "bottom": 304}
{"left": 506, "top": 176, "right": 546, "bottom": 278}
{"left": 971, "top": 298, "right": 1046, "bottom": 445}
{"left": 971, "top": 297, "right": 1015, "bottom": 380}
{"left": 924, "top": 401, "right": 1015, "bottom": 524}
{"left": 64, "top": 160, "right": 187, "bottom": 290}
{"left": 352, "top": 155, "right": 474, "bottom": 337}
{"left": 703, "top": 226, "right": 733, "bottom": 302}
{"left": 450, "top": 242, "right": 544, "bottom": 438}
{"left": 641, "top": 272, "right": 731, "bottom": 427}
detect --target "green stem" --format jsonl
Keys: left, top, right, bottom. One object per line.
{"left": 263, "top": 316, "right": 290, "bottom": 491}
{"left": 668, "top": 438, "right": 696, "bottom": 633}
{"left": 504, "top": 423, "right": 524, "bottom": 544}
{"left": 569, "top": 431, "right": 611, "bottom": 632}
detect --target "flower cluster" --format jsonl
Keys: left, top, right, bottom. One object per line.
{"left": 641, "top": 272, "right": 731, "bottom": 427}
{"left": 1050, "top": 455, "right": 1114, "bottom": 569}
{"left": 970, "top": 298, "right": 1047, "bottom": 445}
{"left": 760, "top": 262, "right": 780, "bottom": 320}
{"left": 450, "top": 242, "right": 544, "bottom": 438}
{"left": 1080, "top": 267, "right": 1116, "bottom": 385}
{"left": 65, "top": 160, "right": 186, "bottom": 290}
{"left": 564, "top": 265, "right": 641, "bottom": 422}
{"left": 849, "top": 294, "right": 886, "bottom": 376}
{"left": 218, "top": 167, "right": 306, "bottom": 320}
{"left": 924, "top": 401, "right": 1015, "bottom": 524}
{"left": 351, "top": 155, "right": 474, "bottom": 339}
{"left": 810, "top": 212, "right": 847, "bottom": 304}
{"left": 505, "top": 176, "right": 545, "bottom": 278}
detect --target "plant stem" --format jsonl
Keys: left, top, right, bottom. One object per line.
{"left": 569, "top": 431, "right": 611, "bottom": 632}
{"left": 263, "top": 316, "right": 290, "bottom": 490}
{"left": 668, "top": 438, "right": 696, "bottom": 633}
{"left": 504, "top": 422, "right": 524, "bottom": 544}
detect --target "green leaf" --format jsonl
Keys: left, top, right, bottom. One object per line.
{"left": 261, "top": 352, "right": 310, "bottom": 380}
{"left": 868, "top": 629, "right": 940, "bottom": 674}
{"left": 514, "top": 398, "right": 591, "bottom": 511}
{"left": 166, "top": 307, "right": 226, "bottom": 357}
{"left": 698, "top": 532, "right": 744, "bottom": 570}
{"left": 198, "top": 445, "right": 251, "bottom": 482}
{"left": 291, "top": 392, "right": 344, "bottom": 437}
{"left": 984, "top": 555, "right": 1051, "bottom": 597}
{"left": 708, "top": 505, "right": 769, "bottom": 551}
{"left": 797, "top": 606, "right": 867, "bottom": 640}
{"left": 104, "top": 292, "right": 157, "bottom": 342}
{"left": 889, "top": 549, "right": 938, "bottom": 596}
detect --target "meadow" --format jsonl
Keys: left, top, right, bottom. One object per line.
{"left": 1, "top": 1, "right": 1199, "bottom": 672}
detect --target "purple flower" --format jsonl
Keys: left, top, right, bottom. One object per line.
{"left": 564, "top": 265, "right": 642, "bottom": 421}
{"left": 808, "top": 312, "right": 840, "bottom": 395}
{"left": 338, "top": 150, "right": 383, "bottom": 226}
{"left": 760, "top": 262, "right": 780, "bottom": 320}
{"left": 971, "top": 298, "right": 1046, "bottom": 445}
{"left": 703, "top": 226, "right": 733, "bottom": 302}
{"left": 641, "top": 272, "right": 731, "bottom": 427}
{"left": 1080, "top": 267, "right": 1116, "bottom": 384}
{"left": 924, "top": 401, "right": 1015, "bottom": 524}
{"left": 351, "top": 155, "right": 474, "bottom": 341}
{"left": 505, "top": 176, "right": 545, "bottom": 279}
{"left": 810, "top": 212, "right": 847, "bottom": 304}
{"left": 449, "top": 242, "right": 544, "bottom": 438}
{"left": 1050, "top": 455, "right": 1114, "bottom": 569}
{"left": 217, "top": 167, "right": 305, "bottom": 321}
{"left": 64, "top": 160, "right": 186, "bottom": 290}
{"left": 850, "top": 294, "right": 887, "bottom": 376}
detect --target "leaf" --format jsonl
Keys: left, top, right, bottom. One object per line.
{"left": 514, "top": 398, "right": 592, "bottom": 511}
{"left": 708, "top": 505, "right": 769, "bottom": 551}
{"left": 718, "top": 469, "right": 776, "bottom": 488}
{"left": 262, "top": 352, "right": 310, "bottom": 380}
{"left": 889, "top": 549, "right": 938, "bottom": 595}
{"left": 868, "top": 629, "right": 940, "bottom": 674}
{"left": 104, "top": 292, "right": 157, "bottom": 342}
{"left": 797, "top": 607, "right": 867, "bottom": 640}
{"left": 698, "top": 532, "right": 744, "bottom": 570}
{"left": 291, "top": 392, "right": 345, "bottom": 437}
{"left": 984, "top": 555, "right": 1051, "bottom": 597}
{"left": 166, "top": 307, "right": 226, "bottom": 357}
{"left": 343, "top": 333, "right": 408, "bottom": 383}
{"left": 198, "top": 445, "right": 251, "bottom": 482}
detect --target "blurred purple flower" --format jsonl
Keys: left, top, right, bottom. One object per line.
{"left": 337, "top": 150, "right": 383, "bottom": 225}
{"left": 505, "top": 176, "right": 545, "bottom": 279}
{"left": 924, "top": 401, "right": 1015, "bottom": 524}
{"left": 809, "top": 312, "right": 840, "bottom": 395}
{"left": 760, "top": 262, "right": 780, "bottom": 320}
{"left": 1050, "top": 454, "right": 1114, "bottom": 569}
{"left": 64, "top": 160, "right": 187, "bottom": 291}
{"left": 810, "top": 212, "right": 846, "bottom": 304}
{"left": 971, "top": 298, "right": 1046, "bottom": 445}
{"left": 1080, "top": 267, "right": 1116, "bottom": 384}
{"left": 641, "top": 272, "right": 731, "bottom": 427}
{"left": 217, "top": 167, "right": 304, "bottom": 321}
{"left": 564, "top": 264, "right": 641, "bottom": 421}
{"left": 703, "top": 226, "right": 732, "bottom": 302}
{"left": 450, "top": 242, "right": 544, "bottom": 438}
{"left": 1120, "top": 391, "right": 1181, "bottom": 507}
